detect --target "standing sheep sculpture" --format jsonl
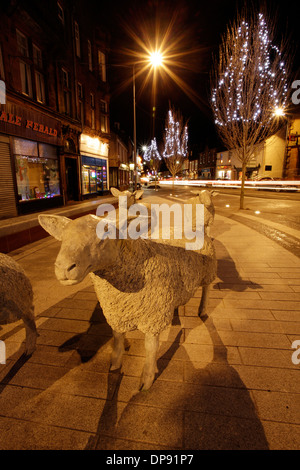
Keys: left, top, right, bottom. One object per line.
{"left": 38, "top": 200, "right": 216, "bottom": 390}
{"left": 0, "top": 253, "right": 37, "bottom": 356}
{"left": 187, "top": 190, "right": 218, "bottom": 236}
{"left": 110, "top": 187, "right": 144, "bottom": 209}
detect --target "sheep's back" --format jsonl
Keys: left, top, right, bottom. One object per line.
{"left": 0, "top": 254, "right": 33, "bottom": 324}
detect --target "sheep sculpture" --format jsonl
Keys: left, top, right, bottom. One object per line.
{"left": 110, "top": 187, "right": 144, "bottom": 209}
{"left": 38, "top": 195, "right": 217, "bottom": 390}
{"left": 187, "top": 190, "right": 218, "bottom": 236}
{"left": 0, "top": 253, "right": 37, "bottom": 356}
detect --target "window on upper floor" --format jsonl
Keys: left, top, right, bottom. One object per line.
{"left": 35, "top": 71, "right": 45, "bottom": 103}
{"left": 74, "top": 21, "right": 81, "bottom": 58}
{"left": 57, "top": 2, "right": 64, "bottom": 24}
{"left": 33, "top": 44, "right": 43, "bottom": 69}
{"left": 20, "top": 61, "right": 32, "bottom": 97}
{"left": 0, "top": 45, "right": 5, "bottom": 80}
{"left": 98, "top": 50, "right": 106, "bottom": 82}
{"left": 78, "top": 83, "right": 84, "bottom": 124}
{"left": 90, "top": 92, "right": 95, "bottom": 129}
{"left": 100, "top": 100, "right": 108, "bottom": 133}
{"left": 88, "top": 40, "right": 93, "bottom": 72}
{"left": 16, "top": 30, "right": 29, "bottom": 57}
{"left": 62, "top": 68, "right": 71, "bottom": 115}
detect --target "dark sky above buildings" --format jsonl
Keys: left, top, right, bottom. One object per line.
{"left": 95, "top": 0, "right": 299, "bottom": 151}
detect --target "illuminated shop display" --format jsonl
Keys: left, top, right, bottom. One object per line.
{"left": 13, "top": 138, "right": 60, "bottom": 201}
{"left": 82, "top": 156, "right": 107, "bottom": 195}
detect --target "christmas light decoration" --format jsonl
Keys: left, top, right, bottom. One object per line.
{"left": 143, "top": 138, "right": 161, "bottom": 162}
{"left": 211, "top": 10, "right": 290, "bottom": 210}
{"left": 163, "top": 106, "right": 188, "bottom": 190}
{"left": 163, "top": 109, "right": 188, "bottom": 160}
{"left": 212, "top": 13, "right": 288, "bottom": 127}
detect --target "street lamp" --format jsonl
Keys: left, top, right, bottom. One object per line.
{"left": 132, "top": 50, "right": 164, "bottom": 190}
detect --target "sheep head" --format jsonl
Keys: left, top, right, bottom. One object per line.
{"left": 111, "top": 187, "right": 144, "bottom": 209}
{"left": 38, "top": 214, "right": 119, "bottom": 286}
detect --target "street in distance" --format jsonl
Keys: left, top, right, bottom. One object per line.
{"left": 106, "top": 454, "right": 194, "bottom": 466}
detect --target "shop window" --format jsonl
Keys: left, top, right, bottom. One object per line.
{"left": 88, "top": 40, "right": 93, "bottom": 71}
{"left": 82, "top": 158, "right": 107, "bottom": 194}
{"left": 98, "top": 50, "right": 106, "bottom": 82}
{"left": 13, "top": 138, "right": 61, "bottom": 202}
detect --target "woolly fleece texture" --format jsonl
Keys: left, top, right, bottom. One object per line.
{"left": 0, "top": 253, "right": 37, "bottom": 355}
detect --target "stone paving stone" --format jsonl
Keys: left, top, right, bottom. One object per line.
{"left": 5, "top": 389, "right": 106, "bottom": 433}
{"left": 272, "top": 310, "right": 300, "bottom": 322}
{"left": 183, "top": 412, "right": 269, "bottom": 450}
{"left": 1, "top": 362, "right": 71, "bottom": 390}
{"left": 238, "top": 347, "right": 296, "bottom": 369}
{"left": 218, "top": 331, "right": 291, "bottom": 349}
{"left": 94, "top": 401, "right": 184, "bottom": 449}
{"left": 261, "top": 421, "right": 300, "bottom": 450}
{"left": 37, "top": 318, "right": 90, "bottom": 334}
{"left": 232, "top": 365, "right": 300, "bottom": 393}
{"left": 252, "top": 390, "right": 300, "bottom": 424}
{"left": 94, "top": 435, "right": 171, "bottom": 450}
{"left": 0, "top": 416, "right": 92, "bottom": 450}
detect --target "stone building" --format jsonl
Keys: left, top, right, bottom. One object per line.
{"left": 0, "top": 0, "right": 110, "bottom": 218}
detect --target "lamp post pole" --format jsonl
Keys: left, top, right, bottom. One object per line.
{"left": 133, "top": 64, "right": 137, "bottom": 191}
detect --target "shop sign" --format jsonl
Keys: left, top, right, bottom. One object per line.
{"left": 0, "top": 111, "right": 58, "bottom": 137}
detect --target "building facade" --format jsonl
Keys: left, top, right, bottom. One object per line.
{"left": 284, "top": 113, "right": 300, "bottom": 180}
{"left": 216, "top": 126, "right": 287, "bottom": 180}
{"left": 108, "top": 126, "right": 131, "bottom": 191}
{"left": 0, "top": 0, "right": 110, "bottom": 218}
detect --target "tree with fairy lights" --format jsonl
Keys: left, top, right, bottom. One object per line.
{"left": 163, "top": 105, "right": 188, "bottom": 192}
{"left": 211, "top": 9, "right": 290, "bottom": 209}
{"left": 143, "top": 138, "right": 162, "bottom": 190}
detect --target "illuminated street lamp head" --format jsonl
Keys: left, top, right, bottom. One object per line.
{"left": 274, "top": 107, "right": 285, "bottom": 117}
{"left": 149, "top": 50, "right": 163, "bottom": 68}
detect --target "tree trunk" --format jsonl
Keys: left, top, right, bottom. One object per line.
{"left": 240, "top": 162, "right": 247, "bottom": 210}
{"left": 172, "top": 173, "right": 175, "bottom": 193}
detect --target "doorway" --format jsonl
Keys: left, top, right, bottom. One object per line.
{"left": 65, "top": 157, "right": 79, "bottom": 201}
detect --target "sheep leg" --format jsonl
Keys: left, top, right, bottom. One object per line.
{"left": 110, "top": 330, "right": 125, "bottom": 370}
{"left": 22, "top": 306, "right": 38, "bottom": 355}
{"left": 198, "top": 285, "right": 210, "bottom": 317}
{"left": 140, "top": 333, "right": 159, "bottom": 391}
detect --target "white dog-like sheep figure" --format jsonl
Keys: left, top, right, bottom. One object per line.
{"left": 0, "top": 253, "right": 37, "bottom": 356}
{"left": 38, "top": 195, "right": 217, "bottom": 390}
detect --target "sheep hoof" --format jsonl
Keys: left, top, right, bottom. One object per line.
{"left": 110, "top": 363, "right": 121, "bottom": 372}
{"left": 139, "top": 373, "right": 155, "bottom": 391}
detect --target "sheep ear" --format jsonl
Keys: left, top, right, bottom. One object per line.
{"left": 111, "top": 187, "right": 121, "bottom": 198}
{"left": 38, "top": 214, "right": 71, "bottom": 241}
{"left": 135, "top": 189, "right": 144, "bottom": 200}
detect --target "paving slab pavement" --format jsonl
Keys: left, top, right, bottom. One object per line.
{"left": 0, "top": 196, "right": 299, "bottom": 450}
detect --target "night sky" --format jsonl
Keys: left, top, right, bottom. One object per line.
{"left": 99, "top": 0, "right": 299, "bottom": 153}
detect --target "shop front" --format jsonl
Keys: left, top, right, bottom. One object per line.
{"left": 0, "top": 102, "right": 62, "bottom": 216}
{"left": 80, "top": 134, "right": 109, "bottom": 198}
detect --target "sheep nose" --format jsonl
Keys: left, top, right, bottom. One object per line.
{"left": 67, "top": 263, "right": 77, "bottom": 273}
